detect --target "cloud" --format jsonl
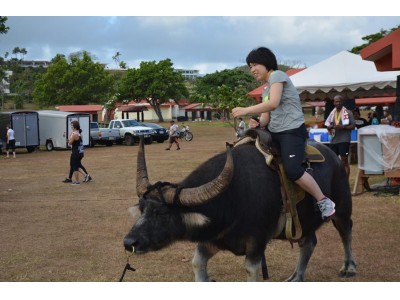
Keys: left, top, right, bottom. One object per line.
{"left": 1, "top": 16, "right": 399, "bottom": 74}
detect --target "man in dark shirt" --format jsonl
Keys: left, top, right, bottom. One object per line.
{"left": 353, "top": 108, "right": 369, "bottom": 129}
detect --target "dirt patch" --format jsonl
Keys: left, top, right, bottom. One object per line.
{"left": 1, "top": 122, "right": 399, "bottom": 282}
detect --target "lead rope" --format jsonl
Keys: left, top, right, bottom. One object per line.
{"left": 119, "top": 252, "right": 136, "bottom": 282}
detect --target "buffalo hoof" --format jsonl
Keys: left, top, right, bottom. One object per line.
{"left": 339, "top": 263, "right": 357, "bottom": 278}
{"left": 285, "top": 272, "right": 304, "bottom": 282}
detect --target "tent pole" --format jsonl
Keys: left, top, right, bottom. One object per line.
{"left": 394, "top": 75, "right": 400, "bottom": 122}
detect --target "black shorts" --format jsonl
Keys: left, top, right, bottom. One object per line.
{"left": 169, "top": 136, "right": 178, "bottom": 144}
{"left": 6, "top": 139, "right": 16, "bottom": 151}
{"left": 270, "top": 124, "right": 308, "bottom": 181}
{"left": 330, "top": 142, "right": 350, "bottom": 157}
{"left": 70, "top": 153, "right": 81, "bottom": 172}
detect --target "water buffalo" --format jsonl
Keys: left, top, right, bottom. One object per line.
{"left": 124, "top": 133, "right": 356, "bottom": 281}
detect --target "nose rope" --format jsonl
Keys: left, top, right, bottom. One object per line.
{"left": 119, "top": 250, "right": 135, "bottom": 282}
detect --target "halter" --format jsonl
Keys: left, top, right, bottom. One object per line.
{"left": 142, "top": 181, "right": 183, "bottom": 206}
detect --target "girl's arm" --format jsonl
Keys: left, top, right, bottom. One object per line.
{"left": 232, "top": 82, "right": 283, "bottom": 117}
{"left": 68, "top": 132, "right": 79, "bottom": 145}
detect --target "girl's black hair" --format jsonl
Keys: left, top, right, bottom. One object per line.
{"left": 246, "top": 47, "right": 278, "bottom": 71}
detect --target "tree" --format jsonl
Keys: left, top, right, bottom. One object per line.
{"left": 191, "top": 68, "right": 258, "bottom": 122}
{"left": 119, "top": 61, "right": 127, "bottom": 69}
{"left": 33, "top": 51, "right": 114, "bottom": 107}
{"left": 0, "top": 16, "right": 9, "bottom": 34}
{"left": 350, "top": 25, "right": 400, "bottom": 54}
{"left": 112, "top": 52, "right": 121, "bottom": 68}
{"left": 12, "top": 47, "right": 21, "bottom": 59}
{"left": 0, "top": 16, "right": 10, "bottom": 108}
{"left": 119, "top": 58, "right": 189, "bottom": 122}
{"left": 20, "top": 48, "right": 27, "bottom": 60}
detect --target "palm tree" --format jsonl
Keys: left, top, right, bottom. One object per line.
{"left": 20, "top": 48, "right": 27, "bottom": 60}
{"left": 12, "top": 47, "right": 20, "bottom": 59}
{"left": 112, "top": 52, "right": 121, "bottom": 68}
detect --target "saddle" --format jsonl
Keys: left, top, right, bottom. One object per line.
{"left": 233, "top": 128, "right": 325, "bottom": 242}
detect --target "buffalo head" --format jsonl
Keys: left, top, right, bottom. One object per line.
{"left": 124, "top": 138, "right": 234, "bottom": 253}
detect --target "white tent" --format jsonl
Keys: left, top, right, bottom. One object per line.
{"left": 290, "top": 51, "right": 400, "bottom": 96}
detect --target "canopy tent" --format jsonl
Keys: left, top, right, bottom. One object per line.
{"left": 289, "top": 51, "right": 400, "bottom": 101}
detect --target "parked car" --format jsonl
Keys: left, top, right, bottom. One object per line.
{"left": 108, "top": 119, "right": 154, "bottom": 145}
{"left": 139, "top": 122, "right": 169, "bottom": 143}
{"left": 90, "top": 122, "right": 120, "bottom": 147}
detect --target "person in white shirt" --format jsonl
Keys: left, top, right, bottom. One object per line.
{"left": 6, "top": 124, "right": 16, "bottom": 158}
{"left": 165, "top": 120, "right": 180, "bottom": 150}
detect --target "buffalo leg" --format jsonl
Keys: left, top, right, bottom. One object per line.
{"left": 261, "top": 253, "right": 269, "bottom": 280}
{"left": 332, "top": 216, "right": 357, "bottom": 277}
{"left": 244, "top": 255, "right": 262, "bottom": 282}
{"left": 286, "top": 232, "right": 317, "bottom": 282}
{"left": 192, "top": 242, "right": 219, "bottom": 282}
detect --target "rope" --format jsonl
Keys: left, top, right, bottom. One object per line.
{"left": 119, "top": 251, "right": 136, "bottom": 282}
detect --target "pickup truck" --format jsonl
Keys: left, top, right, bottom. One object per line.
{"left": 108, "top": 119, "right": 154, "bottom": 145}
{"left": 90, "top": 122, "right": 121, "bottom": 147}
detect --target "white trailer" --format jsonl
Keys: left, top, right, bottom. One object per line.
{"left": 38, "top": 110, "right": 90, "bottom": 151}
{"left": 0, "top": 111, "right": 40, "bottom": 153}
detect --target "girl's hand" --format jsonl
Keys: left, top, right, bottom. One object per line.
{"left": 232, "top": 107, "right": 247, "bottom": 118}
{"left": 248, "top": 118, "right": 260, "bottom": 128}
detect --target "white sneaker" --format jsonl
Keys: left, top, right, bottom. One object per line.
{"left": 84, "top": 174, "right": 92, "bottom": 182}
{"left": 318, "top": 197, "right": 336, "bottom": 219}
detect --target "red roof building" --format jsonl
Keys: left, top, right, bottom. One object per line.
{"left": 360, "top": 29, "right": 400, "bottom": 71}
{"left": 360, "top": 28, "right": 400, "bottom": 121}
{"left": 56, "top": 105, "right": 104, "bottom": 122}
{"left": 56, "top": 105, "right": 103, "bottom": 113}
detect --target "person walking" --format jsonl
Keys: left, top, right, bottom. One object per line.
{"left": 232, "top": 46, "right": 336, "bottom": 220}
{"left": 325, "top": 95, "right": 355, "bottom": 178}
{"left": 6, "top": 124, "right": 16, "bottom": 158}
{"left": 165, "top": 120, "right": 180, "bottom": 150}
{"left": 66, "top": 120, "right": 88, "bottom": 185}
{"left": 63, "top": 121, "right": 92, "bottom": 185}
{"left": 62, "top": 134, "right": 92, "bottom": 183}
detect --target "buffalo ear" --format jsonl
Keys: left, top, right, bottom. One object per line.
{"left": 182, "top": 213, "right": 210, "bottom": 228}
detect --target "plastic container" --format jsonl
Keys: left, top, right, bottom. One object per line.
{"left": 321, "top": 132, "right": 329, "bottom": 142}
{"left": 309, "top": 128, "right": 329, "bottom": 143}
{"left": 351, "top": 130, "right": 358, "bottom": 141}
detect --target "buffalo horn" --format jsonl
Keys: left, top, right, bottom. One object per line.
{"left": 136, "top": 137, "right": 234, "bottom": 206}
{"left": 165, "top": 147, "right": 234, "bottom": 206}
{"left": 136, "top": 137, "right": 151, "bottom": 197}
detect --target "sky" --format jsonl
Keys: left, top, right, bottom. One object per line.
{"left": 1, "top": 2, "right": 399, "bottom": 75}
